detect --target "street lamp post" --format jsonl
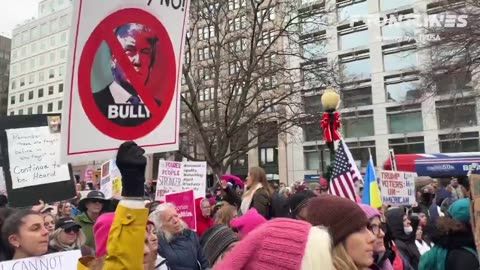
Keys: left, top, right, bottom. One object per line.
{"left": 321, "top": 87, "right": 341, "bottom": 164}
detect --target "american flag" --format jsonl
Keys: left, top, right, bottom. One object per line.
{"left": 328, "top": 140, "right": 363, "bottom": 201}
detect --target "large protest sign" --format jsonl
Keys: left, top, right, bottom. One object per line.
{"left": 470, "top": 174, "right": 480, "bottom": 255}
{"left": 0, "top": 249, "right": 81, "bottom": 269}
{"left": 0, "top": 115, "right": 75, "bottom": 207}
{"left": 379, "top": 170, "right": 416, "bottom": 206}
{"left": 0, "top": 168, "right": 6, "bottom": 195}
{"left": 100, "top": 160, "right": 122, "bottom": 199}
{"left": 155, "top": 160, "right": 207, "bottom": 201}
{"left": 61, "top": 0, "right": 189, "bottom": 163}
{"left": 165, "top": 190, "right": 196, "bottom": 231}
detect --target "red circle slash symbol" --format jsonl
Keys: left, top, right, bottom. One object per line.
{"left": 78, "top": 8, "right": 177, "bottom": 140}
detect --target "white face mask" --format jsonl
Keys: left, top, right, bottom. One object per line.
{"left": 404, "top": 226, "right": 413, "bottom": 235}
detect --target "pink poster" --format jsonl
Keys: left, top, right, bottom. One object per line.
{"left": 165, "top": 190, "right": 197, "bottom": 231}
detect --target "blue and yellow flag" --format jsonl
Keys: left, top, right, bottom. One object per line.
{"left": 362, "top": 155, "right": 382, "bottom": 209}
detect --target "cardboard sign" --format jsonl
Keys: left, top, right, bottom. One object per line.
{"left": 0, "top": 167, "right": 6, "bottom": 195}
{"left": 379, "top": 170, "right": 416, "bottom": 206}
{"left": 469, "top": 174, "right": 480, "bottom": 255}
{"left": 61, "top": 0, "right": 189, "bottom": 163}
{"left": 100, "top": 160, "right": 122, "bottom": 199}
{"left": 0, "top": 248, "right": 81, "bottom": 269}
{"left": 155, "top": 160, "right": 207, "bottom": 201}
{"left": 165, "top": 190, "right": 196, "bottom": 231}
{"left": 0, "top": 115, "right": 75, "bottom": 207}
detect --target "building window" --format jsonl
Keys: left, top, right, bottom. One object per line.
{"left": 10, "top": 96, "right": 15, "bottom": 105}
{"left": 382, "top": 0, "right": 415, "bottom": 11}
{"left": 58, "top": 83, "right": 63, "bottom": 93}
{"left": 40, "top": 40, "right": 46, "bottom": 51}
{"left": 230, "top": 39, "right": 247, "bottom": 53}
{"left": 9, "top": 111, "right": 13, "bottom": 116}
{"left": 50, "top": 19, "right": 58, "bottom": 33}
{"left": 18, "top": 109, "right": 23, "bottom": 115}
{"left": 59, "top": 16, "right": 67, "bottom": 28}
{"left": 20, "top": 78, "right": 25, "bottom": 87}
{"left": 258, "top": 30, "right": 276, "bottom": 46}
{"left": 27, "top": 107, "right": 33, "bottom": 115}
{"left": 342, "top": 110, "right": 374, "bottom": 138}
{"left": 47, "top": 103, "right": 53, "bottom": 112}
{"left": 49, "top": 69, "right": 55, "bottom": 78}
{"left": 304, "top": 146, "right": 330, "bottom": 171}
{"left": 39, "top": 54, "right": 45, "bottom": 66}
{"left": 38, "top": 88, "right": 44, "bottom": 98}
{"left": 342, "top": 87, "right": 372, "bottom": 107}
{"left": 303, "top": 123, "right": 323, "bottom": 142}
{"left": 229, "top": 62, "right": 240, "bottom": 75}
{"left": 385, "top": 78, "right": 420, "bottom": 102}
{"left": 31, "top": 27, "right": 39, "bottom": 40}
{"left": 11, "top": 80, "right": 15, "bottom": 90}
{"left": 435, "top": 70, "right": 473, "bottom": 95}
{"left": 338, "top": 1, "right": 368, "bottom": 22}
{"left": 339, "top": 29, "right": 369, "bottom": 50}
{"left": 346, "top": 141, "right": 376, "bottom": 168}
{"left": 28, "top": 74, "right": 34, "bottom": 85}
{"left": 384, "top": 49, "right": 416, "bottom": 72}
{"left": 382, "top": 20, "right": 415, "bottom": 42}
{"left": 436, "top": 99, "right": 477, "bottom": 129}
{"left": 301, "top": 14, "right": 327, "bottom": 34}
{"left": 341, "top": 56, "right": 371, "bottom": 80}
{"left": 49, "top": 52, "right": 55, "bottom": 63}
{"left": 58, "top": 101, "right": 62, "bottom": 110}
{"left": 229, "top": 16, "right": 247, "bottom": 31}
{"left": 48, "top": 86, "right": 54, "bottom": 95}
{"left": 30, "top": 58, "right": 35, "bottom": 70}
{"left": 439, "top": 132, "right": 480, "bottom": 153}
{"left": 387, "top": 105, "right": 423, "bottom": 134}
{"left": 50, "top": 36, "right": 56, "bottom": 47}
{"left": 389, "top": 137, "right": 425, "bottom": 154}
{"left": 37, "top": 105, "right": 43, "bottom": 114}
{"left": 259, "top": 147, "right": 277, "bottom": 165}
{"left": 60, "top": 32, "right": 67, "bottom": 43}
{"left": 20, "top": 61, "right": 26, "bottom": 72}
{"left": 40, "top": 23, "right": 48, "bottom": 36}
{"left": 257, "top": 7, "right": 275, "bottom": 23}
{"left": 19, "top": 93, "right": 24, "bottom": 103}
{"left": 59, "top": 65, "right": 64, "bottom": 77}
{"left": 39, "top": 71, "right": 45, "bottom": 82}
{"left": 303, "top": 94, "right": 323, "bottom": 115}
{"left": 28, "top": 91, "right": 34, "bottom": 100}
{"left": 302, "top": 41, "right": 327, "bottom": 59}
{"left": 31, "top": 42, "right": 37, "bottom": 53}
{"left": 228, "top": 0, "right": 246, "bottom": 11}
{"left": 60, "top": 48, "right": 66, "bottom": 59}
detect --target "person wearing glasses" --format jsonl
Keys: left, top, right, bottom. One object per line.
{"left": 359, "top": 204, "right": 394, "bottom": 270}
{"left": 48, "top": 217, "right": 86, "bottom": 253}
{"left": 75, "top": 191, "right": 107, "bottom": 252}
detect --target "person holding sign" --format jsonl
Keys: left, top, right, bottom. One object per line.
{"left": 2, "top": 209, "right": 50, "bottom": 260}
{"left": 77, "top": 141, "right": 150, "bottom": 269}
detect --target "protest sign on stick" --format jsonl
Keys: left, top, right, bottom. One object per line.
{"left": 379, "top": 170, "right": 416, "bottom": 206}
{"left": 0, "top": 249, "right": 81, "bottom": 269}
{"left": 100, "top": 160, "right": 122, "bottom": 199}
{"left": 165, "top": 190, "right": 197, "bottom": 231}
{"left": 155, "top": 160, "right": 206, "bottom": 201}
{"left": 469, "top": 173, "right": 480, "bottom": 256}
{"left": 0, "top": 115, "right": 75, "bottom": 207}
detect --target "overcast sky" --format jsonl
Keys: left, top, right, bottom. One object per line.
{"left": 0, "top": 0, "right": 39, "bottom": 37}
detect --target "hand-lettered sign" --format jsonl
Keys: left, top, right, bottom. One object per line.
{"left": 379, "top": 170, "right": 417, "bottom": 206}
{"left": 61, "top": 0, "right": 190, "bottom": 162}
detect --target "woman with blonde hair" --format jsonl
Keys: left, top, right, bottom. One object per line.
{"left": 306, "top": 195, "right": 376, "bottom": 270}
{"left": 221, "top": 167, "right": 274, "bottom": 218}
{"left": 48, "top": 217, "right": 87, "bottom": 253}
{"left": 215, "top": 202, "right": 238, "bottom": 227}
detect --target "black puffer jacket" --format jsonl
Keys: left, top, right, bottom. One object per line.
{"left": 385, "top": 208, "right": 420, "bottom": 270}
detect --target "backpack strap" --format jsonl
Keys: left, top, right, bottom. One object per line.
{"left": 462, "top": 247, "right": 479, "bottom": 260}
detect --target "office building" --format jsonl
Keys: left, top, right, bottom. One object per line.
{"left": 7, "top": 0, "right": 72, "bottom": 116}
{"left": 0, "top": 36, "right": 11, "bottom": 115}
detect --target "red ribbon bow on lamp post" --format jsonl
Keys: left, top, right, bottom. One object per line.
{"left": 321, "top": 112, "right": 341, "bottom": 142}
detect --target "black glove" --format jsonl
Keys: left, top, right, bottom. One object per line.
{"left": 116, "top": 141, "right": 147, "bottom": 197}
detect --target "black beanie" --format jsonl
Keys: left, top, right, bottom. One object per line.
{"left": 200, "top": 225, "right": 238, "bottom": 266}
{"left": 116, "top": 141, "right": 147, "bottom": 197}
{"left": 288, "top": 190, "right": 316, "bottom": 216}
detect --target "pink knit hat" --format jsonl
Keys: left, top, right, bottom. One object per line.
{"left": 359, "top": 204, "right": 381, "bottom": 220}
{"left": 94, "top": 213, "right": 115, "bottom": 257}
{"left": 230, "top": 208, "right": 266, "bottom": 238}
{"left": 214, "top": 218, "right": 312, "bottom": 270}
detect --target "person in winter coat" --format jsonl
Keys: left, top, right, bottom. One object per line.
{"left": 195, "top": 198, "right": 215, "bottom": 237}
{"left": 156, "top": 203, "right": 209, "bottom": 270}
{"left": 288, "top": 190, "right": 316, "bottom": 220}
{"left": 214, "top": 218, "right": 334, "bottom": 270}
{"left": 48, "top": 217, "right": 87, "bottom": 253}
{"left": 385, "top": 208, "right": 420, "bottom": 270}
{"left": 146, "top": 221, "right": 169, "bottom": 270}
{"left": 445, "top": 177, "right": 467, "bottom": 201}
{"left": 305, "top": 195, "right": 376, "bottom": 270}
{"left": 75, "top": 190, "right": 108, "bottom": 251}
{"left": 359, "top": 204, "right": 394, "bottom": 270}
{"left": 221, "top": 167, "right": 273, "bottom": 219}
{"left": 419, "top": 198, "right": 479, "bottom": 270}
{"left": 77, "top": 141, "right": 151, "bottom": 270}
{"left": 200, "top": 225, "right": 239, "bottom": 267}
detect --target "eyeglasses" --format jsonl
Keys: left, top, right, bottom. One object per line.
{"left": 90, "top": 199, "right": 103, "bottom": 204}
{"left": 368, "top": 222, "right": 387, "bottom": 236}
{"left": 64, "top": 227, "right": 80, "bottom": 234}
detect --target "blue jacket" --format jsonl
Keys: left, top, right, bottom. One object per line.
{"left": 158, "top": 229, "right": 209, "bottom": 270}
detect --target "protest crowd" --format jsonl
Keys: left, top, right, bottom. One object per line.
{"left": 0, "top": 141, "right": 476, "bottom": 270}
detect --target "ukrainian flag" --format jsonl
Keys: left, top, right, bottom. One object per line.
{"left": 362, "top": 155, "right": 382, "bottom": 209}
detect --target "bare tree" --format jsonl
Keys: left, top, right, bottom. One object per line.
{"left": 177, "top": 0, "right": 336, "bottom": 175}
